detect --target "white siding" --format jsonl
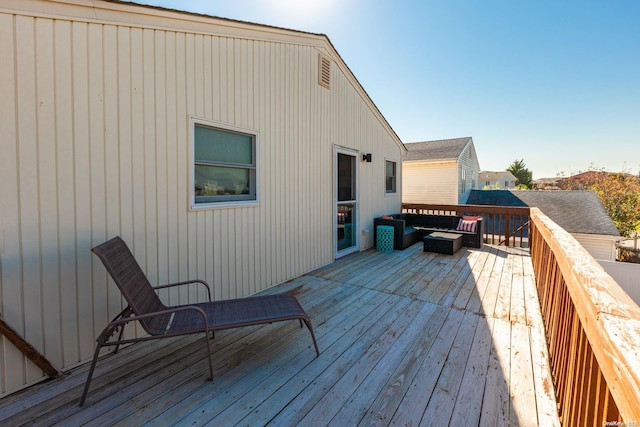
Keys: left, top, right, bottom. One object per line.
{"left": 402, "top": 161, "right": 458, "bottom": 205}
{"left": 573, "top": 234, "right": 619, "bottom": 262}
{"left": 457, "top": 142, "right": 480, "bottom": 204}
{"left": 0, "top": 0, "right": 403, "bottom": 395}
{"left": 599, "top": 260, "right": 640, "bottom": 307}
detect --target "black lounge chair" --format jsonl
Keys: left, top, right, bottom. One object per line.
{"left": 80, "top": 236, "right": 319, "bottom": 406}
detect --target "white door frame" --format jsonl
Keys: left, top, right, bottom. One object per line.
{"left": 334, "top": 145, "right": 359, "bottom": 258}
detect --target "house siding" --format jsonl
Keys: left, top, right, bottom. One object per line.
{"left": 457, "top": 142, "right": 480, "bottom": 204}
{"left": 573, "top": 234, "right": 618, "bottom": 262}
{"left": 402, "top": 161, "right": 458, "bottom": 204}
{"left": 0, "top": 0, "right": 403, "bottom": 395}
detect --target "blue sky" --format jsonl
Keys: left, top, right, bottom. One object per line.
{"left": 135, "top": 0, "right": 639, "bottom": 179}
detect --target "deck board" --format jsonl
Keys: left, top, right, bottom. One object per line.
{"left": 0, "top": 244, "right": 559, "bottom": 426}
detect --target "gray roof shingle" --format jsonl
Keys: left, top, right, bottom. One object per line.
{"left": 403, "top": 137, "right": 472, "bottom": 162}
{"left": 466, "top": 190, "right": 620, "bottom": 236}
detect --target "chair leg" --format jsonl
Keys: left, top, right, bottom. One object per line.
{"left": 303, "top": 319, "right": 320, "bottom": 357}
{"left": 113, "top": 324, "right": 127, "bottom": 355}
{"left": 204, "top": 330, "right": 214, "bottom": 381}
{"left": 79, "top": 341, "right": 104, "bottom": 406}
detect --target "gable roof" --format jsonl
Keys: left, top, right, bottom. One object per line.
{"left": 403, "top": 137, "right": 472, "bottom": 162}
{"left": 479, "top": 171, "right": 517, "bottom": 181}
{"left": 466, "top": 190, "right": 620, "bottom": 236}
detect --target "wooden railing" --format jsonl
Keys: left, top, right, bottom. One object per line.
{"left": 402, "top": 203, "right": 531, "bottom": 247}
{"left": 530, "top": 208, "right": 640, "bottom": 424}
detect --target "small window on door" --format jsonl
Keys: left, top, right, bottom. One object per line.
{"left": 385, "top": 160, "right": 397, "bottom": 194}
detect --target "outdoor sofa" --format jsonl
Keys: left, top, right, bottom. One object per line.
{"left": 373, "top": 213, "right": 484, "bottom": 250}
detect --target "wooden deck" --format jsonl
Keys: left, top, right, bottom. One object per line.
{"left": 0, "top": 244, "right": 559, "bottom": 426}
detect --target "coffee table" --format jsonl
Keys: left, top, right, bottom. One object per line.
{"left": 423, "top": 232, "right": 463, "bottom": 255}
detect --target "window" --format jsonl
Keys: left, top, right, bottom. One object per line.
{"left": 461, "top": 169, "right": 466, "bottom": 193}
{"left": 385, "top": 160, "right": 397, "bottom": 193}
{"left": 192, "top": 121, "right": 257, "bottom": 207}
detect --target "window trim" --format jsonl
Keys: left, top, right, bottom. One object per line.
{"left": 190, "top": 117, "right": 259, "bottom": 210}
{"left": 461, "top": 169, "right": 467, "bottom": 193}
{"left": 385, "top": 159, "right": 397, "bottom": 195}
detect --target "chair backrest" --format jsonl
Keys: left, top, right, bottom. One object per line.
{"left": 92, "top": 236, "right": 167, "bottom": 334}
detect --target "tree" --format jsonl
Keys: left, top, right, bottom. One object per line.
{"left": 507, "top": 159, "right": 533, "bottom": 189}
{"left": 588, "top": 173, "right": 640, "bottom": 237}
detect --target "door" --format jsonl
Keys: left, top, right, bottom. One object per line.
{"left": 335, "top": 147, "right": 358, "bottom": 258}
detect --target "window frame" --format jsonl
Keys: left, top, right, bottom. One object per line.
{"left": 190, "top": 117, "right": 259, "bottom": 210}
{"left": 461, "top": 169, "right": 467, "bottom": 193}
{"left": 385, "top": 159, "right": 397, "bottom": 195}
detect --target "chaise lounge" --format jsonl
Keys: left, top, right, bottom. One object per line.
{"left": 374, "top": 213, "right": 484, "bottom": 250}
{"left": 80, "top": 236, "right": 320, "bottom": 406}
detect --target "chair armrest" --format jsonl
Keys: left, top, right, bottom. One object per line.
{"left": 154, "top": 280, "right": 212, "bottom": 302}
{"left": 106, "top": 305, "right": 210, "bottom": 333}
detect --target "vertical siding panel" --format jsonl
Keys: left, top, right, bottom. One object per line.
{"left": 130, "top": 25, "right": 145, "bottom": 278}
{"left": 277, "top": 43, "right": 287, "bottom": 282}
{"left": 0, "top": 13, "right": 26, "bottom": 393}
{"left": 218, "top": 38, "right": 228, "bottom": 123}
{"left": 165, "top": 31, "right": 179, "bottom": 305}
{"left": 116, "top": 25, "right": 135, "bottom": 335}
{"left": 194, "top": 34, "right": 207, "bottom": 302}
{"left": 35, "top": 17, "right": 63, "bottom": 368}
{"left": 88, "top": 23, "right": 108, "bottom": 338}
{"left": 209, "top": 36, "right": 222, "bottom": 299}
{"left": 201, "top": 24, "right": 213, "bottom": 295}
{"left": 129, "top": 26, "right": 146, "bottom": 338}
{"left": 154, "top": 30, "right": 169, "bottom": 293}
{"left": 142, "top": 29, "right": 158, "bottom": 286}
{"left": 103, "top": 24, "right": 122, "bottom": 322}
{"left": 253, "top": 41, "right": 269, "bottom": 289}
{"left": 272, "top": 45, "right": 290, "bottom": 283}
{"left": 15, "top": 15, "right": 44, "bottom": 383}
{"left": 54, "top": 19, "right": 79, "bottom": 366}
{"left": 219, "top": 210, "right": 230, "bottom": 299}
{"left": 175, "top": 32, "right": 189, "bottom": 304}
{"left": 302, "top": 48, "right": 312, "bottom": 271}
{"left": 263, "top": 41, "right": 274, "bottom": 286}
{"left": 71, "top": 21, "right": 93, "bottom": 360}
{"left": 185, "top": 33, "right": 198, "bottom": 303}
{"left": 203, "top": 35, "right": 212, "bottom": 119}
{"left": 117, "top": 26, "right": 134, "bottom": 262}
{"left": 246, "top": 40, "right": 256, "bottom": 295}
{"left": 211, "top": 204, "right": 221, "bottom": 300}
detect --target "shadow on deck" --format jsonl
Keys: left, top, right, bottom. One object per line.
{"left": 0, "top": 244, "right": 559, "bottom": 426}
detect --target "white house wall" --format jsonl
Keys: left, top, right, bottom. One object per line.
{"left": 402, "top": 161, "right": 458, "bottom": 205}
{"left": 572, "top": 233, "right": 619, "bottom": 262}
{"left": 0, "top": 0, "right": 403, "bottom": 395}
{"left": 457, "top": 142, "right": 480, "bottom": 204}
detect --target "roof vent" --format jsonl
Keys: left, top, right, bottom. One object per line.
{"left": 318, "top": 54, "right": 331, "bottom": 89}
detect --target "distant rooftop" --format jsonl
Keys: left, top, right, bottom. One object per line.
{"left": 403, "top": 137, "right": 472, "bottom": 162}
{"left": 479, "top": 171, "right": 517, "bottom": 181}
{"left": 467, "top": 190, "right": 620, "bottom": 236}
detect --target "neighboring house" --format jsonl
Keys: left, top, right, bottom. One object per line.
{"left": 532, "top": 177, "right": 560, "bottom": 190}
{"left": 0, "top": 0, "right": 405, "bottom": 396}
{"left": 479, "top": 171, "right": 517, "bottom": 189}
{"left": 467, "top": 190, "right": 621, "bottom": 261}
{"left": 403, "top": 137, "right": 480, "bottom": 204}
{"left": 556, "top": 171, "right": 609, "bottom": 190}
